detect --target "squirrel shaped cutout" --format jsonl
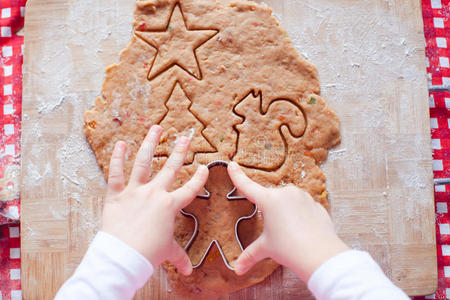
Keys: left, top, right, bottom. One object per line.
{"left": 232, "top": 91, "right": 306, "bottom": 171}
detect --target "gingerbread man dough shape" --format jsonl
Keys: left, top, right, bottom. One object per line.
{"left": 181, "top": 161, "right": 256, "bottom": 269}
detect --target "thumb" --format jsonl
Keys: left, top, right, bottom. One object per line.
{"left": 171, "top": 164, "right": 209, "bottom": 210}
{"left": 234, "top": 236, "right": 267, "bottom": 275}
{"left": 228, "top": 162, "right": 266, "bottom": 205}
{"left": 168, "top": 240, "right": 193, "bottom": 276}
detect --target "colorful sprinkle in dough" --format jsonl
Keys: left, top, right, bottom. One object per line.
{"left": 84, "top": 0, "right": 340, "bottom": 298}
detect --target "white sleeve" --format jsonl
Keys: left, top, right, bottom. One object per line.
{"left": 307, "top": 250, "right": 409, "bottom": 300}
{"left": 54, "top": 231, "right": 154, "bottom": 300}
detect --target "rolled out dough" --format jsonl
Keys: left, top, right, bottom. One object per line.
{"left": 84, "top": 0, "right": 340, "bottom": 298}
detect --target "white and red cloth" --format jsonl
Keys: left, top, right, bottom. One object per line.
{"left": 1, "top": 0, "right": 450, "bottom": 299}
{"left": 0, "top": 0, "right": 23, "bottom": 225}
{"left": 0, "top": 1, "right": 24, "bottom": 299}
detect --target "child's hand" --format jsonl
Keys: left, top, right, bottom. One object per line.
{"left": 227, "top": 162, "right": 348, "bottom": 282}
{"left": 101, "top": 125, "right": 209, "bottom": 276}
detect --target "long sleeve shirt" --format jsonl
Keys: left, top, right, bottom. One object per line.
{"left": 55, "top": 231, "right": 409, "bottom": 300}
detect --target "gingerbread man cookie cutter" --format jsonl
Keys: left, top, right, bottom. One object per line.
{"left": 180, "top": 160, "right": 258, "bottom": 270}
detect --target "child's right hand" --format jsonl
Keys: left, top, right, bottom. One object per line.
{"left": 227, "top": 162, "right": 349, "bottom": 282}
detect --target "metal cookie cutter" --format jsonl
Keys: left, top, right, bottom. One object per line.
{"left": 180, "top": 160, "right": 258, "bottom": 270}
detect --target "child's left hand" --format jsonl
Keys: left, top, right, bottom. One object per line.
{"left": 101, "top": 125, "right": 209, "bottom": 276}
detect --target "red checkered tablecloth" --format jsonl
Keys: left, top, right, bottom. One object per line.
{"left": 0, "top": 225, "right": 20, "bottom": 300}
{"left": 0, "top": 0, "right": 23, "bottom": 226}
{"left": 0, "top": 0, "right": 24, "bottom": 299}
{"left": 1, "top": 0, "right": 450, "bottom": 299}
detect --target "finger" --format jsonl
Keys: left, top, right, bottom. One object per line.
{"left": 168, "top": 240, "right": 193, "bottom": 276}
{"left": 129, "top": 125, "right": 162, "bottom": 184}
{"left": 234, "top": 236, "right": 267, "bottom": 275}
{"left": 107, "top": 141, "right": 127, "bottom": 195}
{"left": 171, "top": 165, "right": 209, "bottom": 210}
{"left": 228, "top": 162, "right": 267, "bottom": 205}
{"left": 153, "top": 136, "right": 190, "bottom": 190}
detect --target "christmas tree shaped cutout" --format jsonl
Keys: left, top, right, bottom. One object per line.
{"left": 155, "top": 82, "right": 216, "bottom": 163}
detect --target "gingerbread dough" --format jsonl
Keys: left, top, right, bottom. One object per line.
{"left": 182, "top": 162, "right": 256, "bottom": 267}
{"left": 84, "top": 0, "right": 340, "bottom": 298}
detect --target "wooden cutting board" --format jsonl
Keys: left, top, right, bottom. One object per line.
{"left": 20, "top": 0, "right": 437, "bottom": 298}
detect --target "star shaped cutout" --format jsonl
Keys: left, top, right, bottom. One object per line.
{"left": 135, "top": 4, "right": 218, "bottom": 80}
